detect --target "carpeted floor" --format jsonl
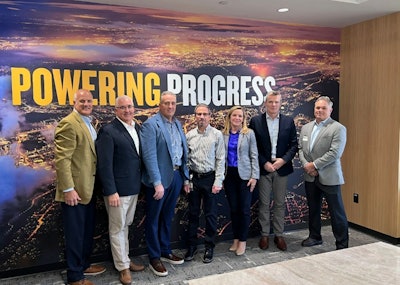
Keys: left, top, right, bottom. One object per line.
{"left": 0, "top": 225, "right": 396, "bottom": 285}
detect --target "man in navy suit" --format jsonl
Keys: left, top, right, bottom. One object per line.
{"left": 96, "top": 95, "right": 145, "bottom": 285}
{"left": 140, "top": 91, "right": 190, "bottom": 277}
{"left": 249, "top": 91, "right": 298, "bottom": 251}
{"left": 299, "top": 96, "right": 348, "bottom": 250}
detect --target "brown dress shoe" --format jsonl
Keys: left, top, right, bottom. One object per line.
{"left": 83, "top": 264, "right": 106, "bottom": 276}
{"left": 259, "top": 236, "right": 269, "bottom": 250}
{"left": 149, "top": 259, "right": 168, "bottom": 277}
{"left": 69, "top": 279, "right": 94, "bottom": 285}
{"left": 160, "top": 253, "right": 184, "bottom": 265}
{"left": 119, "top": 268, "right": 132, "bottom": 285}
{"left": 129, "top": 261, "right": 145, "bottom": 272}
{"left": 274, "top": 236, "right": 287, "bottom": 251}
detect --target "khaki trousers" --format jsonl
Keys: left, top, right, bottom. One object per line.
{"left": 105, "top": 195, "right": 138, "bottom": 271}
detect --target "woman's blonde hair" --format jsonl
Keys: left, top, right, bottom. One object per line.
{"left": 222, "top": 105, "right": 249, "bottom": 135}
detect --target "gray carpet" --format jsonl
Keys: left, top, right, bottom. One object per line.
{"left": 0, "top": 226, "right": 392, "bottom": 285}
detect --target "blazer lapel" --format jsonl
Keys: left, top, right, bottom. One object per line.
{"left": 73, "top": 112, "right": 96, "bottom": 155}
{"left": 262, "top": 113, "right": 272, "bottom": 148}
{"left": 135, "top": 123, "right": 141, "bottom": 156}
{"left": 313, "top": 118, "right": 333, "bottom": 148}
{"left": 303, "top": 123, "right": 313, "bottom": 154}
{"left": 114, "top": 119, "right": 137, "bottom": 151}
{"left": 238, "top": 132, "right": 244, "bottom": 151}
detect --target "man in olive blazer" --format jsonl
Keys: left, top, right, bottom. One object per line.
{"left": 55, "top": 110, "right": 96, "bottom": 204}
{"left": 298, "top": 96, "right": 348, "bottom": 250}
{"left": 55, "top": 89, "right": 105, "bottom": 285}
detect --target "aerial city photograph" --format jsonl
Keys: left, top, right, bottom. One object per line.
{"left": 0, "top": 0, "right": 340, "bottom": 274}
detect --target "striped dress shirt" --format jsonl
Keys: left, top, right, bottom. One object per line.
{"left": 186, "top": 125, "right": 225, "bottom": 187}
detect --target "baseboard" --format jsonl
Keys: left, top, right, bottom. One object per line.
{"left": 349, "top": 222, "right": 400, "bottom": 245}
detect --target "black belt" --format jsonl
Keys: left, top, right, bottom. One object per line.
{"left": 191, "top": 170, "right": 215, "bottom": 179}
{"left": 173, "top": 165, "right": 180, "bottom": 171}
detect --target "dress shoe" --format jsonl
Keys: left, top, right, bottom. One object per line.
{"left": 259, "top": 236, "right": 269, "bottom": 250}
{"left": 119, "top": 269, "right": 132, "bottom": 285}
{"left": 274, "top": 236, "right": 287, "bottom": 251}
{"left": 149, "top": 259, "right": 168, "bottom": 277}
{"left": 336, "top": 241, "right": 349, "bottom": 250}
{"left": 68, "top": 279, "right": 94, "bottom": 285}
{"left": 184, "top": 246, "right": 198, "bottom": 261}
{"left": 129, "top": 261, "right": 145, "bottom": 272}
{"left": 83, "top": 264, "right": 106, "bottom": 276}
{"left": 301, "top": 237, "right": 323, "bottom": 247}
{"left": 160, "top": 253, "right": 184, "bottom": 265}
{"left": 203, "top": 247, "right": 214, "bottom": 263}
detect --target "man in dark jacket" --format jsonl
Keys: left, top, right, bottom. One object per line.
{"left": 249, "top": 91, "right": 298, "bottom": 251}
{"left": 96, "top": 95, "right": 145, "bottom": 285}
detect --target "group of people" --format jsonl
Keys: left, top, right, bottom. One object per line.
{"left": 54, "top": 89, "right": 349, "bottom": 285}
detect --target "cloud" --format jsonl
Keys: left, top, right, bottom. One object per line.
{"left": 0, "top": 155, "right": 54, "bottom": 220}
{"left": 0, "top": 75, "right": 25, "bottom": 138}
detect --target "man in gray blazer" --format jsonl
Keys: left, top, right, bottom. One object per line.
{"left": 299, "top": 96, "right": 349, "bottom": 250}
{"left": 140, "top": 91, "right": 190, "bottom": 277}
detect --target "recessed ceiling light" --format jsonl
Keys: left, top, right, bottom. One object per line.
{"left": 277, "top": 8, "right": 289, "bottom": 13}
{"left": 330, "top": 0, "right": 368, "bottom": 4}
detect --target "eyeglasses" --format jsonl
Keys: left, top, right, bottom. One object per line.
{"left": 195, "top": 112, "right": 210, "bottom": 116}
{"left": 116, "top": 105, "right": 134, "bottom": 110}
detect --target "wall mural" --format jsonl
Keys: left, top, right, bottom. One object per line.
{"left": 0, "top": 0, "right": 340, "bottom": 276}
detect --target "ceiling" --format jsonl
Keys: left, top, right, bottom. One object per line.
{"left": 82, "top": 0, "right": 400, "bottom": 28}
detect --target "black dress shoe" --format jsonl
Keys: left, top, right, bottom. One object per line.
{"left": 184, "top": 246, "right": 198, "bottom": 261}
{"left": 301, "top": 237, "right": 323, "bottom": 247}
{"left": 203, "top": 248, "right": 213, "bottom": 263}
{"left": 336, "top": 241, "right": 349, "bottom": 250}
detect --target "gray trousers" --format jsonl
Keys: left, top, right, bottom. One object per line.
{"left": 258, "top": 172, "right": 288, "bottom": 236}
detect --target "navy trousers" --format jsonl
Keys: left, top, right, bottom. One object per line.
{"left": 305, "top": 177, "right": 349, "bottom": 249}
{"left": 61, "top": 197, "right": 96, "bottom": 283}
{"left": 145, "top": 170, "right": 184, "bottom": 260}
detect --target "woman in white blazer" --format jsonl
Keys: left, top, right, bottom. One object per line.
{"left": 222, "top": 106, "right": 259, "bottom": 256}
